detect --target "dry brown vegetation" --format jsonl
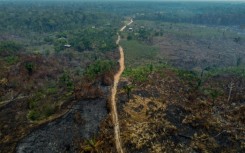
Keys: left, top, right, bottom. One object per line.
{"left": 0, "top": 47, "right": 118, "bottom": 152}
{"left": 124, "top": 20, "right": 245, "bottom": 70}
{"left": 111, "top": 68, "right": 245, "bottom": 153}
{"left": 154, "top": 35, "right": 245, "bottom": 70}
{"left": 0, "top": 53, "right": 72, "bottom": 152}
{"left": 75, "top": 71, "right": 115, "bottom": 100}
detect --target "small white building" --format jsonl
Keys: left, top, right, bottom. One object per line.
{"left": 128, "top": 27, "right": 133, "bottom": 32}
{"left": 64, "top": 44, "right": 71, "bottom": 48}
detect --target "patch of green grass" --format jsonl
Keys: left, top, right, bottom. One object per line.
{"left": 134, "top": 20, "right": 240, "bottom": 39}
{"left": 133, "top": 20, "right": 158, "bottom": 28}
{"left": 167, "top": 25, "right": 237, "bottom": 39}
{"left": 27, "top": 91, "right": 57, "bottom": 121}
{"left": 206, "top": 66, "right": 245, "bottom": 78}
{"left": 175, "top": 68, "right": 203, "bottom": 89}
{"left": 47, "top": 87, "right": 58, "bottom": 95}
{"left": 203, "top": 88, "right": 223, "bottom": 103}
{"left": 4, "top": 55, "right": 19, "bottom": 64}
{"left": 176, "top": 69, "right": 199, "bottom": 81}
{"left": 27, "top": 104, "right": 56, "bottom": 121}
{"left": 123, "top": 64, "right": 161, "bottom": 83}
{"left": 27, "top": 110, "right": 41, "bottom": 121}
{"left": 123, "top": 63, "right": 173, "bottom": 83}
{"left": 121, "top": 40, "right": 159, "bottom": 67}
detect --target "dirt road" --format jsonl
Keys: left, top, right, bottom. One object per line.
{"left": 119, "top": 19, "right": 133, "bottom": 32}
{"left": 111, "top": 19, "right": 133, "bottom": 153}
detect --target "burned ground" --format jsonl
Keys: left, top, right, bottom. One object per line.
{"left": 114, "top": 69, "right": 245, "bottom": 153}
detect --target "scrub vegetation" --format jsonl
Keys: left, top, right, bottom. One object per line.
{"left": 0, "top": 1, "right": 244, "bottom": 153}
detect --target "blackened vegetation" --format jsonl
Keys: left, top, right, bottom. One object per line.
{"left": 117, "top": 68, "right": 245, "bottom": 152}
{"left": 75, "top": 60, "right": 116, "bottom": 100}
{"left": 16, "top": 98, "right": 108, "bottom": 153}
{"left": 0, "top": 1, "right": 245, "bottom": 153}
{"left": 0, "top": 1, "right": 120, "bottom": 153}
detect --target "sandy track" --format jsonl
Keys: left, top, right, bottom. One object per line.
{"left": 111, "top": 19, "right": 133, "bottom": 153}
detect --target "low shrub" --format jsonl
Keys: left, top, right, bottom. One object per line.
{"left": 0, "top": 41, "right": 23, "bottom": 54}
{"left": 84, "top": 60, "right": 115, "bottom": 79}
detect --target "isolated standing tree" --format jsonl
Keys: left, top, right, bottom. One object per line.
{"left": 25, "top": 62, "right": 34, "bottom": 76}
{"left": 236, "top": 55, "right": 242, "bottom": 67}
{"left": 210, "top": 89, "right": 219, "bottom": 104}
{"left": 123, "top": 84, "right": 134, "bottom": 101}
{"left": 198, "top": 66, "right": 211, "bottom": 88}
{"left": 227, "top": 81, "right": 234, "bottom": 103}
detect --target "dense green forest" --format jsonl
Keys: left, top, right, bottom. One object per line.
{"left": 0, "top": 1, "right": 121, "bottom": 32}
{"left": 1, "top": 1, "right": 245, "bottom": 34}
{"left": 0, "top": 1, "right": 122, "bottom": 54}
{"left": 132, "top": 2, "right": 245, "bottom": 26}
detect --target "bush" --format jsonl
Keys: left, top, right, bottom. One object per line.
{"left": 0, "top": 41, "right": 23, "bottom": 53}
{"left": 28, "top": 92, "right": 44, "bottom": 109}
{"left": 207, "top": 66, "right": 245, "bottom": 78}
{"left": 25, "top": 62, "right": 34, "bottom": 75}
{"left": 54, "top": 38, "right": 67, "bottom": 53}
{"left": 27, "top": 91, "right": 58, "bottom": 121}
{"left": 176, "top": 69, "right": 198, "bottom": 80}
{"left": 127, "top": 35, "right": 133, "bottom": 40}
{"left": 5, "top": 55, "right": 19, "bottom": 64}
{"left": 203, "top": 88, "right": 222, "bottom": 103}
{"left": 176, "top": 69, "right": 202, "bottom": 88}
{"left": 59, "top": 71, "right": 74, "bottom": 91}
{"left": 84, "top": 60, "right": 115, "bottom": 79}
{"left": 27, "top": 110, "right": 41, "bottom": 121}
{"left": 27, "top": 105, "right": 56, "bottom": 121}
{"left": 43, "top": 36, "right": 54, "bottom": 44}
{"left": 43, "top": 104, "right": 56, "bottom": 117}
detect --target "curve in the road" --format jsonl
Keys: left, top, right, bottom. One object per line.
{"left": 111, "top": 19, "right": 133, "bottom": 153}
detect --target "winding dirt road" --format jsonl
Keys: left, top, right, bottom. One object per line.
{"left": 111, "top": 19, "right": 133, "bottom": 153}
